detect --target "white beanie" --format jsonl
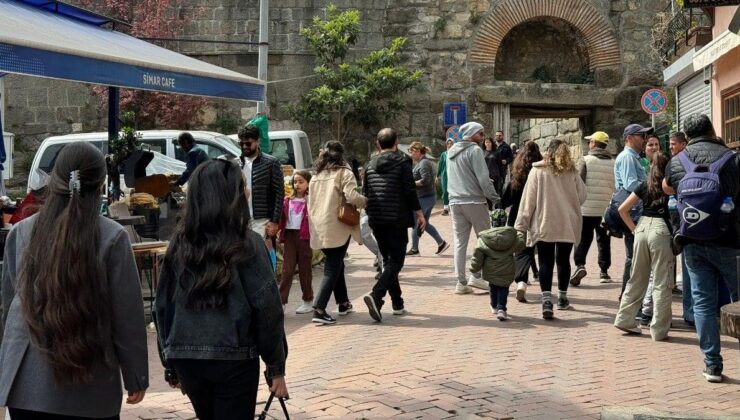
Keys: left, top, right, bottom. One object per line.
{"left": 459, "top": 122, "right": 483, "bottom": 140}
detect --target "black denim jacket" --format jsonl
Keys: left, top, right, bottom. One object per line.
{"left": 154, "top": 232, "right": 286, "bottom": 379}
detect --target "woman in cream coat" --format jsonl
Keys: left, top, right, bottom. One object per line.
{"left": 515, "top": 139, "right": 587, "bottom": 320}
{"left": 308, "top": 141, "right": 367, "bottom": 325}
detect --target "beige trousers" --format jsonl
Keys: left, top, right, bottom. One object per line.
{"left": 614, "top": 217, "right": 674, "bottom": 340}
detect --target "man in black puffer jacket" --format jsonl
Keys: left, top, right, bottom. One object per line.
{"left": 362, "top": 128, "right": 425, "bottom": 322}
{"left": 238, "top": 125, "right": 284, "bottom": 238}
{"left": 663, "top": 113, "right": 739, "bottom": 383}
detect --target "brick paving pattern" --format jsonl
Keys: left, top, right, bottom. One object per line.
{"left": 122, "top": 207, "right": 740, "bottom": 419}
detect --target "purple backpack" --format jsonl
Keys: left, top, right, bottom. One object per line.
{"left": 676, "top": 150, "right": 735, "bottom": 240}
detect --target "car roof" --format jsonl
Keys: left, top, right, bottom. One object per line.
{"left": 41, "top": 130, "right": 226, "bottom": 144}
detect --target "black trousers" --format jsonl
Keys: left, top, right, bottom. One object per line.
{"left": 537, "top": 241, "right": 573, "bottom": 293}
{"left": 314, "top": 238, "right": 351, "bottom": 310}
{"left": 573, "top": 216, "right": 611, "bottom": 272}
{"left": 514, "top": 246, "right": 539, "bottom": 284}
{"left": 171, "top": 358, "right": 260, "bottom": 420}
{"left": 7, "top": 409, "right": 118, "bottom": 420}
{"left": 371, "top": 226, "right": 407, "bottom": 310}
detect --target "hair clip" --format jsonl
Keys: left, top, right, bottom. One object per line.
{"left": 69, "top": 170, "right": 81, "bottom": 197}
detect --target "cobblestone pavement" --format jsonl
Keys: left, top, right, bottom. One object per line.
{"left": 123, "top": 207, "right": 740, "bottom": 420}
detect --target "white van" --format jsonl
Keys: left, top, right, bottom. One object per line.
{"left": 28, "top": 130, "right": 240, "bottom": 189}
{"left": 227, "top": 130, "right": 313, "bottom": 170}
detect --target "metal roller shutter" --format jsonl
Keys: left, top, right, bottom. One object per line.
{"left": 678, "top": 72, "right": 712, "bottom": 130}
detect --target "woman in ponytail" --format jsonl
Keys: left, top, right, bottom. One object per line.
{"left": 514, "top": 139, "right": 587, "bottom": 320}
{"left": 0, "top": 142, "right": 148, "bottom": 419}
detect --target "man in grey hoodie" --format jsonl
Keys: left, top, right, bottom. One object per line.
{"left": 448, "top": 122, "right": 500, "bottom": 294}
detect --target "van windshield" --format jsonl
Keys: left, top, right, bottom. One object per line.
{"left": 38, "top": 141, "right": 107, "bottom": 174}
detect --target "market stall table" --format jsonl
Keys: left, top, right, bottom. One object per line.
{"left": 132, "top": 241, "right": 168, "bottom": 309}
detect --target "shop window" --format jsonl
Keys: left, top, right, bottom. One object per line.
{"left": 723, "top": 86, "right": 740, "bottom": 147}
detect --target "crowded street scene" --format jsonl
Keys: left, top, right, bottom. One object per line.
{"left": 1, "top": 0, "right": 740, "bottom": 419}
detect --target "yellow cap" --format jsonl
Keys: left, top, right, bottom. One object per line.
{"left": 585, "top": 131, "right": 609, "bottom": 144}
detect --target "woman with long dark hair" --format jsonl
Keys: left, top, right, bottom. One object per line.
{"left": 155, "top": 159, "right": 288, "bottom": 419}
{"left": 515, "top": 139, "right": 587, "bottom": 319}
{"left": 0, "top": 142, "right": 148, "bottom": 419}
{"left": 308, "top": 141, "right": 367, "bottom": 324}
{"left": 484, "top": 137, "right": 502, "bottom": 197}
{"left": 614, "top": 151, "right": 674, "bottom": 341}
{"left": 502, "top": 140, "right": 542, "bottom": 302}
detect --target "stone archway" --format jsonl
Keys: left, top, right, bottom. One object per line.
{"left": 470, "top": 0, "right": 621, "bottom": 70}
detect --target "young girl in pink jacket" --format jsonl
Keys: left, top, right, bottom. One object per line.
{"left": 278, "top": 170, "right": 314, "bottom": 314}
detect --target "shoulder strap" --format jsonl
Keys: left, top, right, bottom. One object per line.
{"left": 677, "top": 151, "right": 697, "bottom": 173}
{"left": 708, "top": 150, "right": 736, "bottom": 174}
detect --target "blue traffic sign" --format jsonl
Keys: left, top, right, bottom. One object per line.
{"left": 446, "top": 125, "right": 461, "bottom": 142}
{"left": 641, "top": 89, "right": 668, "bottom": 115}
{"left": 443, "top": 102, "right": 466, "bottom": 127}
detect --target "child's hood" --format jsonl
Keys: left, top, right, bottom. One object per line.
{"left": 477, "top": 227, "right": 518, "bottom": 253}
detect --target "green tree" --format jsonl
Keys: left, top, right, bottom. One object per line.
{"left": 287, "top": 5, "right": 423, "bottom": 146}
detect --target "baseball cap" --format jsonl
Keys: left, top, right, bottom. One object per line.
{"left": 623, "top": 124, "right": 654, "bottom": 138}
{"left": 585, "top": 131, "right": 610, "bottom": 144}
{"left": 459, "top": 122, "right": 484, "bottom": 140}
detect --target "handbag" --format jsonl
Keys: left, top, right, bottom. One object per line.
{"left": 258, "top": 392, "right": 291, "bottom": 420}
{"left": 338, "top": 198, "right": 360, "bottom": 226}
{"left": 335, "top": 169, "right": 360, "bottom": 226}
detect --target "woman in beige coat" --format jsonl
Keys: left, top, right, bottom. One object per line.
{"left": 515, "top": 139, "right": 587, "bottom": 320}
{"left": 308, "top": 141, "right": 367, "bottom": 324}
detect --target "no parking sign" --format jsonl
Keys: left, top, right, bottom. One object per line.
{"left": 446, "top": 125, "right": 462, "bottom": 142}
{"left": 641, "top": 88, "right": 668, "bottom": 115}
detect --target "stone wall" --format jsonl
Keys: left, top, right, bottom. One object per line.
{"left": 3, "top": 0, "right": 671, "bottom": 189}
{"left": 511, "top": 118, "right": 585, "bottom": 157}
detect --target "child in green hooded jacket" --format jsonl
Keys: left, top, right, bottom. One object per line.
{"left": 469, "top": 209, "right": 527, "bottom": 320}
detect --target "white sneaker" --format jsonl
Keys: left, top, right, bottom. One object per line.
{"left": 516, "top": 282, "right": 527, "bottom": 302}
{"left": 455, "top": 282, "right": 473, "bottom": 294}
{"left": 295, "top": 301, "right": 313, "bottom": 314}
{"left": 468, "top": 276, "right": 490, "bottom": 291}
{"left": 497, "top": 309, "right": 508, "bottom": 321}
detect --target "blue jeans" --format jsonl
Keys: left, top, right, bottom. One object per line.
{"left": 489, "top": 285, "right": 509, "bottom": 311}
{"left": 681, "top": 255, "right": 694, "bottom": 323}
{"left": 411, "top": 194, "right": 444, "bottom": 250}
{"left": 683, "top": 244, "right": 739, "bottom": 368}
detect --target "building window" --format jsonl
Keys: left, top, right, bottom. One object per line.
{"left": 723, "top": 85, "right": 740, "bottom": 148}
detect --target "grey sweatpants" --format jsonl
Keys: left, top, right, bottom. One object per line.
{"left": 450, "top": 203, "right": 491, "bottom": 284}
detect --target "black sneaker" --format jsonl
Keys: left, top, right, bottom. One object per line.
{"left": 640, "top": 312, "right": 652, "bottom": 327}
{"left": 569, "top": 266, "right": 586, "bottom": 287}
{"left": 363, "top": 294, "right": 383, "bottom": 322}
{"left": 599, "top": 272, "right": 612, "bottom": 284}
{"left": 337, "top": 302, "right": 353, "bottom": 316}
{"left": 406, "top": 249, "right": 420, "bottom": 256}
{"left": 703, "top": 365, "right": 723, "bottom": 383}
{"left": 435, "top": 241, "right": 450, "bottom": 255}
{"left": 542, "top": 300, "right": 554, "bottom": 319}
{"left": 532, "top": 272, "right": 539, "bottom": 282}
{"left": 312, "top": 310, "right": 336, "bottom": 325}
{"left": 557, "top": 298, "right": 571, "bottom": 310}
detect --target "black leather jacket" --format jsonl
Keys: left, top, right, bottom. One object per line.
{"left": 154, "top": 231, "right": 286, "bottom": 380}
{"left": 665, "top": 136, "right": 740, "bottom": 248}
{"left": 363, "top": 150, "right": 421, "bottom": 228}
{"left": 242, "top": 152, "right": 284, "bottom": 223}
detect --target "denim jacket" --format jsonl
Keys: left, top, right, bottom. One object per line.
{"left": 154, "top": 230, "right": 286, "bottom": 379}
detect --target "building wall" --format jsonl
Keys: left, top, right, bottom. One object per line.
{"left": 3, "top": 0, "right": 670, "bottom": 190}
{"left": 710, "top": 6, "right": 740, "bottom": 139}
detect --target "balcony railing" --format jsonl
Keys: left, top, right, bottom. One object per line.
{"left": 656, "top": 5, "right": 713, "bottom": 63}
